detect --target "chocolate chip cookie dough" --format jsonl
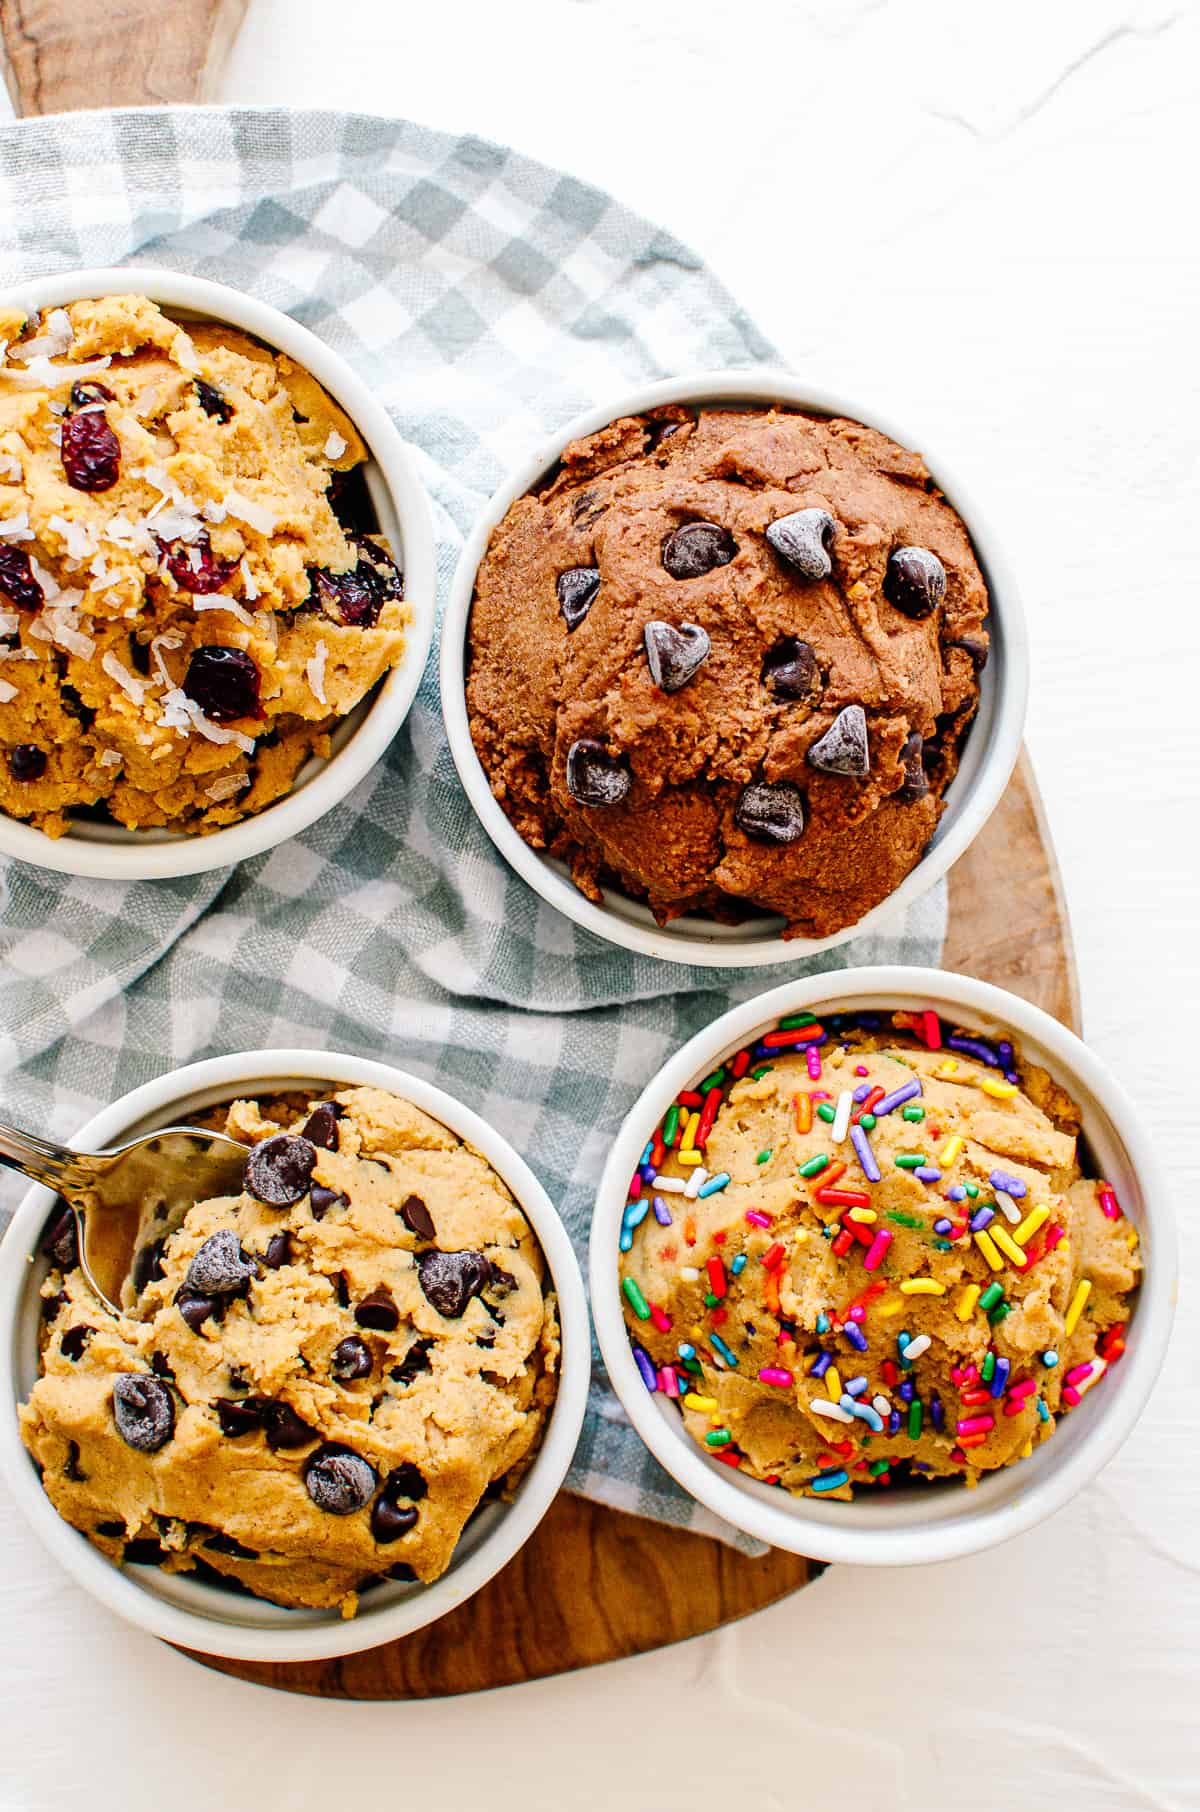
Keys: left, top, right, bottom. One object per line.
{"left": 0, "top": 295, "right": 407, "bottom": 837}
{"left": 467, "top": 406, "right": 989, "bottom": 938}
{"left": 618, "top": 1011, "right": 1139, "bottom": 1497}
{"left": 21, "top": 1087, "right": 559, "bottom": 1614}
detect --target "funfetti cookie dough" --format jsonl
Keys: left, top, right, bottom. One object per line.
{"left": 21, "top": 1087, "right": 559, "bottom": 1615}
{"left": 466, "top": 406, "right": 989, "bottom": 939}
{"left": 0, "top": 295, "right": 407, "bottom": 837}
{"left": 619, "top": 1011, "right": 1139, "bottom": 1498}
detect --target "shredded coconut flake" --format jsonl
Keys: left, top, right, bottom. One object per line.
{"left": 306, "top": 639, "right": 330, "bottom": 706}
{"left": 29, "top": 557, "right": 60, "bottom": 602}
{"left": 238, "top": 557, "right": 259, "bottom": 601}
{"left": 323, "top": 430, "right": 347, "bottom": 460}
{"left": 0, "top": 453, "right": 22, "bottom": 482}
{"left": 0, "top": 353, "right": 112, "bottom": 388}
{"left": 48, "top": 513, "right": 98, "bottom": 560}
{"left": 104, "top": 513, "right": 152, "bottom": 553}
{"left": 202, "top": 500, "right": 228, "bottom": 524}
{"left": 173, "top": 332, "right": 201, "bottom": 374}
{"left": 0, "top": 610, "right": 21, "bottom": 637}
{"left": 204, "top": 772, "right": 250, "bottom": 803}
{"left": 0, "top": 676, "right": 16, "bottom": 703}
{"left": 98, "top": 748, "right": 123, "bottom": 768}
{"left": 45, "top": 612, "right": 95, "bottom": 659}
{"left": 193, "top": 595, "right": 254, "bottom": 626}
{"left": 0, "top": 511, "right": 32, "bottom": 542}
{"left": 101, "top": 650, "right": 147, "bottom": 705}
{"left": 0, "top": 643, "right": 36, "bottom": 661}
{"left": 149, "top": 633, "right": 183, "bottom": 690}
{"left": 152, "top": 504, "right": 204, "bottom": 543}
{"left": 223, "top": 490, "right": 277, "bottom": 535}
{"left": 158, "top": 686, "right": 254, "bottom": 754}
{"left": 13, "top": 308, "right": 74, "bottom": 361}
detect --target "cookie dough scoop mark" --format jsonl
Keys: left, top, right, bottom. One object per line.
{"left": 566, "top": 740, "right": 631, "bottom": 808}
{"left": 644, "top": 620, "right": 710, "bottom": 693}
{"left": 245, "top": 1134, "right": 318, "bottom": 1207}
{"left": 184, "top": 1229, "right": 255, "bottom": 1297}
{"left": 735, "top": 780, "right": 806, "bottom": 844}
{"left": 808, "top": 704, "right": 870, "bottom": 776}
{"left": 765, "top": 508, "right": 836, "bottom": 580}
{"left": 417, "top": 1249, "right": 492, "bottom": 1319}
{"left": 112, "top": 1373, "right": 175, "bottom": 1453}
{"left": 304, "top": 1444, "right": 377, "bottom": 1515}
{"left": 883, "top": 546, "right": 946, "bottom": 619}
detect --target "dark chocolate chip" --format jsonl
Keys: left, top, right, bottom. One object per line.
{"left": 8, "top": 744, "right": 47, "bottom": 782}
{"left": 487, "top": 1266, "right": 516, "bottom": 1299}
{"left": 556, "top": 566, "right": 600, "bottom": 632}
{"left": 310, "top": 1184, "right": 349, "bottom": 1219}
{"left": 760, "top": 636, "right": 820, "bottom": 701}
{"left": 60, "top": 1325, "right": 93, "bottom": 1362}
{"left": 131, "top": 1238, "right": 165, "bottom": 1294}
{"left": 64, "top": 1440, "right": 85, "bottom": 1482}
{"left": 386, "top": 1561, "right": 418, "bottom": 1581}
{"left": 476, "top": 1334, "right": 496, "bottom": 1349}
{"left": 176, "top": 1288, "right": 218, "bottom": 1333}
{"left": 765, "top": 508, "right": 836, "bottom": 580}
{"left": 417, "top": 1249, "right": 492, "bottom": 1319}
{"left": 734, "top": 781, "right": 807, "bottom": 845}
{"left": 184, "top": 1229, "right": 255, "bottom": 1297}
{"left": 245, "top": 1133, "right": 317, "bottom": 1207}
{"left": 386, "top": 1461, "right": 428, "bottom": 1500}
{"left": 400, "top": 1194, "right": 435, "bottom": 1240}
{"left": 945, "top": 633, "right": 989, "bottom": 672}
{"left": 355, "top": 1286, "right": 400, "bottom": 1333}
{"left": 112, "top": 1374, "right": 174, "bottom": 1453}
{"left": 301, "top": 1101, "right": 342, "bottom": 1151}
{"left": 331, "top": 1336, "right": 373, "bottom": 1382}
{"left": 643, "top": 620, "right": 710, "bottom": 692}
{"left": 261, "top": 1231, "right": 292, "bottom": 1270}
{"left": 40, "top": 1204, "right": 78, "bottom": 1270}
{"left": 662, "top": 521, "right": 736, "bottom": 580}
{"left": 389, "top": 1339, "right": 433, "bottom": 1386}
{"left": 149, "top": 1352, "right": 175, "bottom": 1382}
{"left": 304, "top": 1444, "right": 377, "bottom": 1515}
{"left": 215, "top": 1398, "right": 263, "bottom": 1437}
{"left": 807, "top": 704, "right": 870, "bottom": 777}
{"left": 195, "top": 380, "right": 232, "bottom": 422}
{"left": 566, "top": 739, "right": 631, "bottom": 808}
{"left": 256, "top": 1399, "right": 318, "bottom": 1451}
{"left": 897, "top": 731, "right": 930, "bottom": 801}
{"left": 370, "top": 1497, "right": 419, "bottom": 1543}
{"left": 334, "top": 1272, "right": 350, "bottom": 1308}
{"left": 883, "top": 546, "right": 946, "bottom": 619}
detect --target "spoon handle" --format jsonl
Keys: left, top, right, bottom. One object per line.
{"left": 0, "top": 1120, "right": 88, "bottom": 1197}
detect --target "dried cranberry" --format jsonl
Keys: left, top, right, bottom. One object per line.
{"left": 354, "top": 536, "right": 403, "bottom": 601}
{"left": 8, "top": 745, "right": 46, "bottom": 782}
{"left": 308, "top": 540, "right": 403, "bottom": 629}
{"left": 0, "top": 546, "right": 45, "bottom": 614}
{"left": 194, "top": 380, "right": 232, "bottom": 422}
{"left": 183, "top": 646, "right": 262, "bottom": 723}
{"left": 60, "top": 409, "right": 120, "bottom": 493}
{"left": 158, "top": 531, "right": 237, "bottom": 594}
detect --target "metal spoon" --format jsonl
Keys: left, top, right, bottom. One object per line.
{"left": 0, "top": 1118, "right": 249, "bottom": 1316}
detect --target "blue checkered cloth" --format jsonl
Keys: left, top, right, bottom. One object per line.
{"left": 0, "top": 108, "right": 946, "bottom": 1546}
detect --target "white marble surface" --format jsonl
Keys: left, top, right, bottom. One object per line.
{"left": 2, "top": 2, "right": 1199, "bottom": 1805}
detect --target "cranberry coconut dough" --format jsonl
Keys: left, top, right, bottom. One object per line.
{"left": 0, "top": 295, "right": 407, "bottom": 836}
{"left": 618, "top": 1015, "right": 1139, "bottom": 1497}
{"left": 20, "top": 1088, "right": 560, "bottom": 1615}
{"left": 466, "top": 406, "right": 990, "bottom": 938}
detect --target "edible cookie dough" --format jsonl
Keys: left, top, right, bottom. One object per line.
{"left": 619, "top": 1012, "right": 1139, "bottom": 1497}
{"left": 21, "top": 1087, "right": 559, "bottom": 1614}
{"left": 0, "top": 295, "right": 407, "bottom": 836}
{"left": 467, "top": 406, "right": 990, "bottom": 939}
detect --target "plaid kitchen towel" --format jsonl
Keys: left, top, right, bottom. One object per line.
{"left": 0, "top": 108, "right": 946, "bottom": 1549}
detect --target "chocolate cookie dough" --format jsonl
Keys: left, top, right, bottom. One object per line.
{"left": 0, "top": 295, "right": 407, "bottom": 837}
{"left": 619, "top": 1011, "right": 1138, "bottom": 1497}
{"left": 21, "top": 1087, "right": 559, "bottom": 1614}
{"left": 467, "top": 406, "right": 990, "bottom": 938}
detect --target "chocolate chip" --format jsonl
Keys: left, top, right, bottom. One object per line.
{"left": 760, "top": 636, "right": 820, "bottom": 701}
{"left": 176, "top": 1288, "right": 218, "bottom": 1333}
{"left": 149, "top": 1353, "right": 174, "bottom": 1382}
{"left": 40, "top": 1204, "right": 78, "bottom": 1270}
{"left": 195, "top": 380, "right": 232, "bottom": 422}
{"left": 310, "top": 1184, "right": 348, "bottom": 1219}
{"left": 332, "top": 1336, "right": 373, "bottom": 1382}
{"left": 304, "top": 1444, "right": 377, "bottom": 1515}
{"left": 215, "top": 1398, "right": 263, "bottom": 1437}
{"left": 131, "top": 1238, "right": 165, "bottom": 1294}
{"left": 8, "top": 744, "right": 47, "bottom": 782}
{"left": 301, "top": 1102, "right": 342, "bottom": 1151}
{"left": 417, "top": 1249, "right": 492, "bottom": 1319}
{"left": 400, "top": 1194, "right": 435, "bottom": 1240}
{"left": 112, "top": 1374, "right": 174, "bottom": 1453}
{"left": 883, "top": 546, "right": 946, "bottom": 619}
{"left": 370, "top": 1497, "right": 419, "bottom": 1543}
{"left": 808, "top": 704, "right": 870, "bottom": 777}
{"left": 390, "top": 1339, "right": 433, "bottom": 1386}
{"left": 643, "top": 620, "right": 711, "bottom": 693}
{"left": 386, "top": 1561, "right": 418, "bottom": 1581}
{"left": 245, "top": 1133, "right": 317, "bottom": 1207}
{"left": 662, "top": 521, "right": 736, "bottom": 580}
{"left": 184, "top": 1230, "right": 255, "bottom": 1297}
{"left": 256, "top": 1399, "right": 318, "bottom": 1451}
{"left": 945, "top": 632, "right": 988, "bottom": 672}
{"left": 261, "top": 1231, "right": 292, "bottom": 1269}
{"left": 64, "top": 1440, "right": 85, "bottom": 1482}
{"left": 60, "top": 1325, "right": 93, "bottom": 1362}
{"left": 734, "top": 781, "right": 807, "bottom": 845}
{"left": 335, "top": 1272, "right": 351, "bottom": 1308}
{"left": 765, "top": 507, "right": 836, "bottom": 580}
{"left": 355, "top": 1286, "right": 400, "bottom": 1332}
{"left": 566, "top": 739, "right": 631, "bottom": 808}
{"left": 487, "top": 1267, "right": 516, "bottom": 1299}
{"left": 897, "top": 731, "right": 930, "bottom": 801}
{"left": 557, "top": 566, "right": 600, "bottom": 632}
{"left": 387, "top": 1461, "right": 428, "bottom": 1500}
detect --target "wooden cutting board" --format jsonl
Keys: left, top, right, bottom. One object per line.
{"left": 1, "top": 4, "right": 1081, "bottom": 1701}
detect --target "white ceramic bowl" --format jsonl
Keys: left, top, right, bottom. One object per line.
{"left": 0, "top": 266, "right": 436, "bottom": 880}
{"left": 0, "top": 1050, "right": 589, "bottom": 1662}
{"left": 590, "top": 967, "right": 1176, "bottom": 1563}
{"left": 441, "top": 372, "right": 1029, "bottom": 967}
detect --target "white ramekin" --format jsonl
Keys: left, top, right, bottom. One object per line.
{"left": 590, "top": 968, "right": 1176, "bottom": 1563}
{"left": 0, "top": 266, "right": 436, "bottom": 880}
{"left": 0, "top": 1050, "right": 588, "bottom": 1662}
{"left": 441, "top": 371, "right": 1029, "bottom": 967}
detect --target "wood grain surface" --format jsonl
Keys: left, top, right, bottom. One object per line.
{"left": 192, "top": 747, "right": 1080, "bottom": 1699}
{"left": 0, "top": 0, "right": 247, "bottom": 114}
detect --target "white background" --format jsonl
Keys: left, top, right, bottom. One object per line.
{"left": 2, "top": 2, "right": 1199, "bottom": 1806}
